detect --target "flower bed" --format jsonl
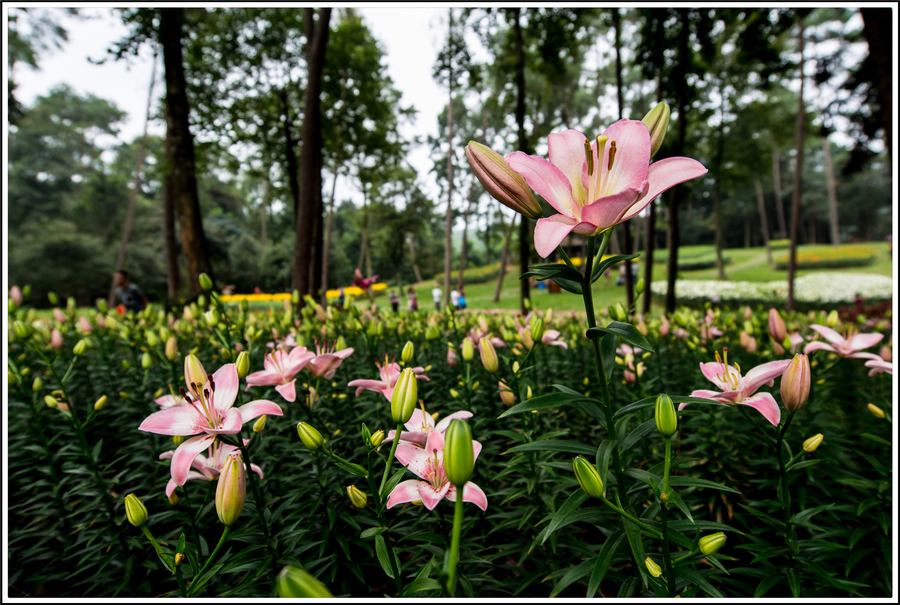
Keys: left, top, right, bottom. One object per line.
{"left": 774, "top": 244, "right": 878, "bottom": 270}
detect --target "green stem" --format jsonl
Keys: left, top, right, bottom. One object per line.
{"left": 600, "top": 496, "right": 663, "bottom": 539}
{"left": 188, "top": 524, "right": 231, "bottom": 596}
{"left": 445, "top": 486, "right": 465, "bottom": 596}
{"left": 662, "top": 437, "right": 672, "bottom": 495}
{"left": 777, "top": 410, "right": 797, "bottom": 545}
{"left": 380, "top": 422, "right": 405, "bottom": 497}
{"left": 660, "top": 504, "right": 676, "bottom": 597}
{"left": 174, "top": 565, "right": 188, "bottom": 598}
{"left": 235, "top": 435, "right": 278, "bottom": 579}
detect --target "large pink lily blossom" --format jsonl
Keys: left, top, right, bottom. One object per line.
{"left": 684, "top": 351, "right": 792, "bottom": 426}
{"left": 387, "top": 431, "right": 487, "bottom": 511}
{"left": 245, "top": 346, "right": 316, "bottom": 402}
{"left": 803, "top": 325, "right": 883, "bottom": 360}
{"left": 347, "top": 361, "right": 429, "bottom": 401}
{"left": 384, "top": 406, "right": 474, "bottom": 447}
{"left": 864, "top": 358, "right": 892, "bottom": 376}
{"left": 506, "top": 121, "right": 707, "bottom": 257}
{"left": 305, "top": 342, "right": 355, "bottom": 380}
{"left": 159, "top": 439, "right": 262, "bottom": 498}
{"left": 139, "top": 363, "right": 283, "bottom": 486}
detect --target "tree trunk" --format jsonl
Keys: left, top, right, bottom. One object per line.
{"left": 773, "top": 151, "right": 787, "bottom": 238}
{"left": 320, "top": 164, "right": 340, "bottom": 304}
{"left": 513, "top": 8, "right": 530, "bottom": 314}
{"left": 109, "top": 47, "right": 157, "bottom": 307}
{"left": 713, "top": 113, "right": 727, "bottom": 280}
{"left": 754, "top": 174, "right": 772, "bottom": 265}
{"left": 859, "top": 8, "right": 892, "bottom": 161}
{"left": 787, "top": 17, "right": 806, "bottom": 312}
{"left": 280, "top": 89, "right": 300, "bottom": 223}
{"left": 642, "top": 70, "right": 663, "bottom": 316}
{"left": 291, "top": 8, "right": 332, "bottom": 299}
{"left": 310, "top": 176, "right": 324, "bottom": 300}
{"left": 260, "top": 173, "right": 270, "bottom": 249}
{"left": 494, "top": 213, "right": 516, "bottom": 304}
{"left": 823, "top": 137, "right": 840, "bottom": 246}
{"left": 358, "top": 189, "right": 368, "bottom": 271}
{"left": 408, "top": 234, "right": 423, "bottom": 283}
{"left": 163, "top": 173, "right": 180, "bottom": 298}
{"left": 159, "top": 8, "right": 212, "bottom": 296}
{"left": 457, "top": 185, "right": 475, "bottom": 291}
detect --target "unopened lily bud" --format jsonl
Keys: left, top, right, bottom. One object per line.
{"left": 146, "top": 330, "right": 159, "bottom": 347}
{"left": 401, "top": 341, "right": 415, "bottom": 364}
{"left": 782, "top": 334, "right": 793, "bottom": 352}
{"left": 6, "top": 371, "right": 16, "bottom": 386}
{"left": 173, "top": 435, "right": 185, "bottom": 446}
{"left": 635, "top": 279, "right": 645, "bottom": 296}
{"left": 802, "top": 433, "right": 824, "bottom": 452}
{"left": 826, "top": 310, "right": 839, "bottom": 329}
{"left": 425, "top": 325, "right": 440, "bottom": 340}
{"left": 499, "top": 381, "right": 515, "bottom": 407}
{"left": 124, "top": 493, "right": 149, "bottom": 527}
{"left": 573, "top": 456, "right": 604, "bottom": 499}
{"left": 13, "top": 320, "right": 31, "bottom": 340}
{"left": 253, "top": 415, "right": 267, "bottom": 433}
{"left": 450, "top": 388, "right": 460, "bottom": 399}
{"left": 73, "top": 339, "right": 87, "bottom": 356}
{"left": 335, "top": 336, "right": 347, "bottom": 351}
{"left": 50, "top": 328, "right": 63, "bottom": 349}
{"left": 291, "top": 290, "right": 300, "bottom": 305}
{"left": 614, "top": 303, "right": 627, "bottom": 322}
{"left": 466, "top": 141, "right": 542, "bottom": 220}
{"left": 346, "top": 485, "right": 368, "bottom": 509}
{"left": 297, "top": 422, "right": 325, "bottom": 451}
{"left": 215, "top": 452, "right": 246, "bottom": 526}
{"left": 173, "top": 552, "right": 184, "bottom": 565}
{"left": 32, "top": 376, "right": 42, "bottom": 392}
{"left": 526, "top": 385, "right": 533, "bottom": 399}
{"left": 867, "top": 403, "right": 885, "bottom": 419}
{"left": 655, "top": 393, "right": 678, "bottom": 437}
{"left": 699, "top": 532, "right": 727, "bottom": 556}
{"left": 641, "top": 101, "right": 671, "bottom": 159}
{"left": 461, "top": 337, "right": 474, "bottom": 362}
{"left": 139, "top": 352, "right": 151, "bottom": 369}
{"left": 48, "top": 291, "right": 59, "bottom": 305}
{"left": 184, "top": 354, "right": 208, "bottom": 396}
{"left": 169, "top": 493, "right": 180, "bottom": 506}
{"left": 121, "top": 359, "right": 131, "bottom": 370}
{"left": 276, "top": 565, "right": 334, "bottom": 598}
{"left": 390, "top": 368, "right": 418, "bottom": 423}
{"left": 444, "top": 419, "right": 475, "bottom": 487}
{"left": 94, "top": 395, "right": 107, "bottom": 411}
{"left": 198, "top": 273, "right": 213, "bottom": 291}
{"left": 479, "top": 338, "right": 499, "bottom": 373}
{"left": 531, "top": 317, "right": 545, "bottom": 345}
{"left": 512, "top": 361, "right": 520, "bottom": 374}
{"left": 768, "top": 308, "right": 787, "bottom": 342}
{"left": 165, "top": 336, "right": 178, "bottom": 361}
{"left": 67, "top": 297, "right": 76, "bottom": 312}
{"left": 645, "top": 556, "right": 663, "bottom": 578}
{"left": 203, "top": 309, "right": 220, "bottom": 327}
{"left": 370, "top": 430, "right": 385, "bottom": 447}
{"left": 780, "top": 354, "right": 810, "bottom": 412}
{"left": 235, "top": 350, "right": 250, "bottom": 379}
{"left": 44, "top": 395, "right": 59, "bottom": 408}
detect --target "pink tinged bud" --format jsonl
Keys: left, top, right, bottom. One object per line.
{"left": 184, "top": 354, "right": 208, "bottom": 397}
{"left": 479, "top": 337, "right": 499, "bottom": 373}
{"left": 10, "top": 285, "right": 23, "bottom": 306}
{"left": 215, "top": 452, "right": 246, "bottom": 526}
{"left": 780, "top": 354, "right": 811, "bottom": 412}
{"left": 50, "top": 329, "right": 64, "bottom": 349}
{"left": 79, "top": 316, "right": 92, "bottom": 334}
{"left": 465, "top": 141, "right": 542, "bottom": 220}
{"left": 879, "top": 346, "right": 891, "bottom": 363}
{"left": 659, "top": 317, "right": 670, "bottom": 337}
{"left": 499, "top": 381, "right": 515, "bottom": 407}
{"left": 53, "top": 308, "right": 67, "bottom": 324}
{"left": 165, "top": 336, "right": 178, "bottom": 361}
{"left": 624, "top": 369, "right": 636, "bottom": 384}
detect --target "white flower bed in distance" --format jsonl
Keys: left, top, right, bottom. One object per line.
{"left": 651, "top": 272, "right": 893, "bottom": 306}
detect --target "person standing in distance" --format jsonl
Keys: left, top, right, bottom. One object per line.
{"left": 431, "top": 282, "right": 443, "bottom": 311}
{"left": 113, "top": 270, "right": 148, "bottom": 313}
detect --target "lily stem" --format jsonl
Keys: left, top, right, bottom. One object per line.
{"left": 660, "top": 503, "right": 676, "bottom": 597}
{"left": 379, "top": 422, "right": 404, "bottom": 497}
{"left": 188, "top": 524, "right": 231, "bottom": 597}
{"left": 445, "top": 485, "right": 465, "bottom": 596}
{"left": 235, "top": 435, "right": 278, "bottom": 580}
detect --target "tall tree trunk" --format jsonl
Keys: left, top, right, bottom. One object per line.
{"left": 457, "top": 185, "right": 475, "bottom": 291}
{"left": 665, "top": 11, "right": 690, "bottom": 314}
{"left": 823, "top": 137, "right": 840, "bottom": 245}
{"left": 513, "top": 8, "right": 531, "bottom": 314}
{"left": 754, "top": 174, "right": 773, "bottom": 265}
{"left": 773, "top": 151, "right": 787, "bottom": 238}
{"left": 614, "top": 8, "right": 635, "bottom": 309}
{"left": 159, "top": 8, "right": 212, "bottom": 296}
{"left": 163, "top": 173, "right": 180, "bottom": 298}
{"left": 859, "top": 8, "right": 892, "bottom": 161}
{"left": 310, "top": 182, "right": 324, "bottom": 299}
{"left": 408, "top": 234, "right": 423, "bottom": 283}
{"left": 280, "top": 89, "right": 300, "bottom": 223}
{"left": 808, "top": 203, "right": 816, "bottom": 245}
{"left": 713, "top": 109, "right": 727, "bottom": 280}
{"left": 292, "top": 8, "right": 332, "bottom": 299}
{"left": 358, "top": 189, "right": 368, "bottom": 271}
{"left": 494, "top": 212, "right": 517, "bottom": 304}
{"left": 787, "top": 17, "right": 806, "bottom": 312}
{"left": 320, "top": 164, "right": 340, "bottom": 304}
{"left": 642, "top": 71, "right": 663, "bottom": 315}
{"left": 260, "top": 172, "right": 270, "bottom": 249}
{"left": 109, "top": 47, "right": 157, "bottom": 307}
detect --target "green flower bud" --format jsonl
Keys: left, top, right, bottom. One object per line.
{"left": 698, "top": 532, "right": 727, "bottom": 556}
{"left": 73, "top": 339, "right": 87, "bottom": 356}
{"left": 291, "top": 290, "right": 300, "bottom": 305}
{"left": 390, "top": 368, "right": 418, "bottom": 424}
{"left": 780, "top": 354, "right": 810, "bottom": 412}
{"left": 67, "top": 297, "right": 76, "bottom": 312}
{"left": 13, "top": 320, "right": 31, "bottom": 340}
{"left": 141, "top": 352, "right": 152, "bottom": 369}
{"left": 253, "top": 415, "right": 267, "bottom": 433}
{"left": 124, "top": 493, "right": 149, "bottom": 527}
{"left": 22, "top": 285, "right": 31, "bottom": 297}
{"left": 531, "top": 317, "right": 545, "bottom": 345}
{"left": 867, "top": 403, "right": 885, "bottom": 419}
{"left": 802, "top": 433, "right": 823, "bottom": 453}
{"left": 184, "top": 354, "right": 208, "bottom": 395}
{"left": 461, "top": 337, "right": 475, "bottom": 361}
{"left": 9, "top": 370, "right": 19, "bottom": 386}
{"left": 479, "top": 337, "right": 499, "bottom": 373}
{"left": 44, "top": 395, "right": 59, "bottom": 408}
{"left": 443, "top": 419, "right": 475, "bottom": 487}
{"left": 173, "top": 435, "right": 185, "bottom": 446}
{"left": 346, "top": 485, "right": 368, "bottom": 509}
{"left": 573, "top": 456, "right": 604, "bottom": 499}
{"left": 335, "top": 336, "right": 348, "bottom": 351}
{"left": 425, "top": 325, "right": 440, "bottom": 340}
{"left": 197, "top": 294, "right": 206, "bottom": 309}
{"left": 635, "top": 278, "right": 645, "bottom": 296}
{"left": 297, "top": 422, "right": 325, "bottom": 451}
{"left": 645, "top": 556, "right": 663, "bottom": 578}
{"left": 826, "top": 310, "right": 839, "bottom": 329}
{"left": 401, "top": 341, "right": 415, "bottom": 364}
{"left": 215, "top": 452, "right": 246, "bottom": 526}
{"left": 614, "top": 303, "right": 627, "bottom": 322}
{"left": 235, "top": 350, "right": 250, "bottom": 379}
{"left": 198, "top": 273, "right": 213, "bottom": 291}
{"left": 276, "top": 565, "right": 334, "bottom": 599}
{"left": 165, "top": 336, "right": 178, "bottom": 361}
{"left": 48, "top": 291, "right": 59, "bottom": 305}
{"left": 94, "top": 395, "right": 108, "bottom": 411}
{"left": 370, "top": 430, "right": 385, "bottom": 447}
{"left": 641, "top": 101, "right": 671, "bottom": 159}
{"left": 32, "top": 376, "right": 42, "bottom": 392}
{"left": 145, "top": 330, "right": 159, "bottom": 348}
{"left": 655, "top": 393, "right": 678, "bottom": 437}
{"left": 203, "top": 309, "right": 220, "bottom": 328}
{"left": 121, "top": 359, "right": 131, "bottom": 370}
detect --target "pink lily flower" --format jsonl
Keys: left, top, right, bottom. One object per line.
{"left": 865, "top": 358, "right": 892, "bottom": 376}
{"left": 384, "top": 406, "right": 474, "bottom": 447}
{"left": 684, "top": 350, "right": 792, "bottom": 426}
{"left": 159, "top": 439, "right": 262, "bottom": 498}
{"left": 387, "top": 431, "right": 487, "bottom": 511}
{"left": 139, "top": 363, "right": 283, "bottom": 486}
{"left": 245, "top": 346, "right": 316, "bottom": 402}
{"left": 155, "top": 393, "right": 186, "bottom": 409}
{"left": 506, "top": 121, "right": 707, "bottom": 257}
{"left": 347, "top": 361, "right": 429, "bottom": 402}
{"left": 305, "top": 341, "right": 355, "bottom": 380}
{"left": 803, "top": 325, "right": 883, "bottom": 360}
{"left": 467, "top": 327, "right": 505, "bottom": 350}
{"left": 541, "top": 329, "right": 568, "bottom": 349}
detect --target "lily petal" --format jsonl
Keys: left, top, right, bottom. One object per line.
{"left": 598, "top": 119, "right": 651, "bottom": 196}
{"left": 507, "top": 150, "right": 579, "bottom": 218}
{"left": 533, "top": 214, "right": 579, "bottom": 258}
{"left": 209, "top": 364, "right": 239, "bottom": 415}
{"left": 460, "top": 481, "right": 489, "bottom": 511}
{"left": 848, "top": 332, "right": 883, "bottom": 351}
{"left": 433, "top": 410, "right": 474, "bottom": 432}
{"left": 418, "top": 481, "right": 451, "bottom": 510}
{"left": 547, "top": 129, "right": 589, "bottom": 201}
{"left": 699, "top": 362, "right": 739, "bottom": 392}
{"left": 741, "top": 359, "right": 792, "bottom": 396}
{"left": 139, "top": 405, "right": 206, "bottom": 436}
{"left": 238, "top": 399, "right": 284, "bottom": 424}
{"left": 809, "top": 324, "right": 845, "bottom": 346}
{"left": 204, "top": 407, "right": 243, "bottom": 434}
{"left": 386, "top": 480, "right": 425, "bottom": 509}
{"left": 803, "top": 341, "right": 837, "bottom": 355}
{"left": 737, "top": 392, "right": 782, "bottom": 426}
{"left": 170, "top": 434, "right": 216, "bottom": 485}
{"left": 622, "top": 157, "right": 708, "bottom": 221}
{"left": 580, "top": 184, "right": 646, "bottom": 232}
{"left": 275, "top": 380, "right": 297, "bottom": 402}
{"left": 395, "top": 443, "right": 432, "bottom": 481}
